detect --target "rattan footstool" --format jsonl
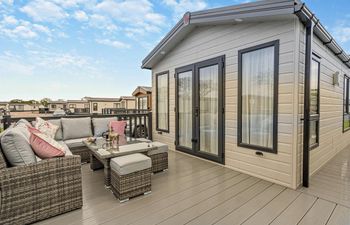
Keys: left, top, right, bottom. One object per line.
{"left": 147, "top": 142, "right": 168, "bottom": 173}
{"left": 110, "top": 153, "right": 152, "bottom": 202}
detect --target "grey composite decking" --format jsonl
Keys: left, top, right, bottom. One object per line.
{"left": 35, "top": 147, "right": 350, "bottom": 225}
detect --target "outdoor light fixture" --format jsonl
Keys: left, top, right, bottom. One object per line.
{"left": 333, "top": 71, "right": 339, "bottom": 86}
{"left": 234, "top": 18, "right": 243, "bottom": 22}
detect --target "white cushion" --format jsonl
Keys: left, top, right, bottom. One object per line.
{"left": 35, "top": 117, "right": 59, "bottom": 139}
{"left": 47, "top": 119, "right": 63, "bottom": 140}
{"left": 111, "top": 153, "right": 151, "bottom": 175}
{"left": 147, "top": 142, "right": 168, "bottom": 156}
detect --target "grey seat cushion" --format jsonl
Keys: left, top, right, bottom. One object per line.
{"left": 111, "top": 153, "right": 151, "bottom": 175}
{"left": 147, "top": 142, "right": 168, "bottom": 156}
{"left": 64, "top": 138, "right": 86, "bottom": 148}
{"left": 92, "top": 117, "right": 117, "bottom": 137}
{"left": 61, "top": 117, "right": 92, "bottom": 140}
{"left": 47, "top": 119, "right": 63, "bottom": 140}
{"left": 0, "top": 126, "right": 36, "bottom": 166}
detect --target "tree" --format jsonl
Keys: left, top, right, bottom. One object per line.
{"left": 10, "top": 99, "right": 23, "bottom": 103}
{"left": 40, "top": 98, "right": 51, "bottom": 107}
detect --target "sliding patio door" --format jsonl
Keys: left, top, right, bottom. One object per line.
{"left": 175, "top": 56, "right": 224, "bottom": 164}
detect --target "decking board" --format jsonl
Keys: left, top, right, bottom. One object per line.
{"left": 34, "top": 149, "right": 350, "bottom": 225}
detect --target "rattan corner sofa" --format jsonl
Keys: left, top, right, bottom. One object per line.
{"left": 0, "top": 119, "right": 83, "bottom": 225}
{"left": 0, "top": 145, "right": 82, "bottom": 225}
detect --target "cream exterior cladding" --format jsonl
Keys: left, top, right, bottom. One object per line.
{"left": 142, "top": 0, "right": 350, "bottom": 189}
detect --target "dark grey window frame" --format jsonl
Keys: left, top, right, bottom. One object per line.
{"left": 343, "top": 75, "right": 350, "bottom": 132}
{"left": 156, "top": 71, "right": 170, "bottom": 133}
{"left": 175, "top": 55, "right": 225, "bottom": 164}
{"left": 237, "top": 40, "right": 279, "bottom": 154}
{"left": 308, "top": 55, "right": 321, "bottom": 150}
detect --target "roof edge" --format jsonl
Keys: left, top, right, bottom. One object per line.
{"left": 142, "top": 0, "right": 350, "bottom": 70}
{"left": 141, "top": 0, "right": 296, "bottom": 69}
{"left": 295, "top": 2, "right": 350, "bottom": 68}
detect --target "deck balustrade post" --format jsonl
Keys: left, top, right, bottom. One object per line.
{"left": 3, "top": 114, "right": 12, "bottom": 130}
{"left": 148, "top": 112, "right": 152, "bottom": 140}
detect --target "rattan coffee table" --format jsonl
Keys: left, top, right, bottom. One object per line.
{"left": 83, "top": 137, "right": 157, "bottom": 188}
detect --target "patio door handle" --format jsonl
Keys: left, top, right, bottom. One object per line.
{"left": 191, "top": 138, "right": 198, "bottom": 143}
{"left": 194, "top": 107, "right": 199, "bottom": 117}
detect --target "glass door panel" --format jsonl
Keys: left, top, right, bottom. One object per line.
{"left": 198, "top": 65, "right": 219, "bottom": 156}
{"left": 175, "top": 56, "right": 224, "bottom": 164}
{"left": 178, "top": 71, "right": 193, "bottom": 149}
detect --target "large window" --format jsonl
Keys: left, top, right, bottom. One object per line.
{"left": 344, "top": 75, "right": 350, "bottom": 132}
{"left": 309, "top": 57, "right": 320, "bottom": 149}
{"left": 156, "top": 71, "right": 169, "bottom": 132}
{"left": 138, "top": 97, "right": 148, "bottom": 110}
{"left": 93, "top": 103, "right": 98, "bottom": 111}
{"left": 238, "top": 40, "right": 279, "bottom": 153}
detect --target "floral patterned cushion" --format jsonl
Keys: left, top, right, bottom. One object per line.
{"left": 35, "top": 117, "right": 59, "bottom": 139}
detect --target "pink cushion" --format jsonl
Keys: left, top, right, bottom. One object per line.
{"left": 109, "top": 121, "right": 127, "bottom": 136}
{"left": 29, "top": 131, "right": 65, "bottom": 159}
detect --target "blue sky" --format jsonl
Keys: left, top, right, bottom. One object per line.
{"left": 0, "top": 0, "right": 349, "bottom": 101}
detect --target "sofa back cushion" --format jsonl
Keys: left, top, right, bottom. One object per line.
{"left": 92, "top": 117, "right": 117, "bottom": 137}
{"left": 47, "top": 119, "right": 63, "bottom": 140}
{"left": 0, "top": 131, "right": 8, "bottom": 169}
{"left": 61, "top": 117, "right": 92, "bottom": 140}
{"left": 16, "top": 119, "right": 33, "bottom": 128}
{"left": 0, "top": 126, "right": 37, "bottom": 166}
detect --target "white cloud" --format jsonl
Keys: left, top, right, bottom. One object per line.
{"left": 2, "top": 15, "right": 17, "bottom": 25}
{"left": 163, "top": 0, "right": 207, "bottom": 20}
{"left": 0, "top": 51, "right": 34, "bottom": 76}
{"left": 0, "top": 0, "right": 13, "bottom": 5}
{"left": 95, "top": 0, "right": 166, "bottom": 35}
{"left": 11, "top": 25, "right": 37, "bottom": 38}
{"left": 0, "top": 16, "right": 51, "bottom": 39}
{"left": 58, "top": 31, "right": 68, "bottom": 38}
{"left": 74, "top": 10, "right": 88, "bottom": 21}
{"left": 33, "top": 24, "right": 51, "bottom": 35}
{"left": 20, "top": 0, "right": 68, "bottom": 22}
{"left": 96, "top": 38, "right": 131, "bottom": 49}
{"left": 333, "top": 23, "right": 350, "bottom": 43}
{"left": 89, "top": 14, "right": 118, "bottom": 32}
